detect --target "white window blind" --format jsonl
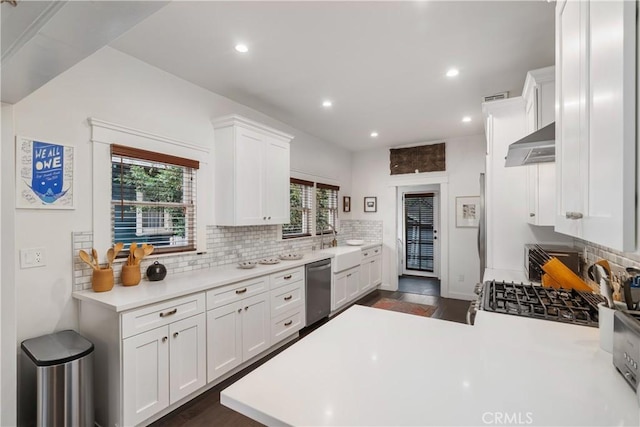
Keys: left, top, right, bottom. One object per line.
{"left": 316, "top": 183, "right": 339, "bottom": 234}
{"left": 111, "top": 145, "right": 199, "bottom": 255}
{"left": 283, "top": 178, "right": 313, "bottom": 238}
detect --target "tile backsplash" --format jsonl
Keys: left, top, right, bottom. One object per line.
{"left": 72, "top": 219, "right": 383, "bottom": 291}
{"left": 574, "top": 238, "right": 640, "bottom": 284}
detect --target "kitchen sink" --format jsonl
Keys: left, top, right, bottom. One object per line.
{"left": 319, "top": 246, "right": 361, "bottom": 273}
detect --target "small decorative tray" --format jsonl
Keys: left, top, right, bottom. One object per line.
{"left": 238, "top": 261, "right": 257, "bottom": 269}
{"left": 279, "top": 253, "right": 303, "bottom": 261}
{"left": 258, "top": 258, "right": 281, "bottom": 265}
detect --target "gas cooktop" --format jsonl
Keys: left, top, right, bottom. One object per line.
{"left": 481, "top": 280, "right": 605, "bottom": 327}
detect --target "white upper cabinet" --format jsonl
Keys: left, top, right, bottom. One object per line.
{"left": 523, "top": 66, "right": 556, "bottom": 227}
{"left": 555, "top": 0, "right": 636, "bottom": 251}
{"left": 212, "top": 115, "right": 293, "bottom": 226}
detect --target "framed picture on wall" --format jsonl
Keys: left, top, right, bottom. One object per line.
{"left": 16, "top": 136, "right": 75, "bottom": 209}
{"left": 343, "top": 196, "right": 351, "bottom": 212}
{"left": 364, "top": 196, "right": 377, "bottom": 213}
{"left": 456, "top": 196, "right": 479, "bottom": 227}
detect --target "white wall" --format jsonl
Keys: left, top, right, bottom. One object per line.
{"left": 1, "top": 102, "right": 17, "bottom": 426}
{"left": 350, "top": 134, "right": 486, "bottom": 300}
{"left": 11, "top": 46, "right": 351, "bottom": 344}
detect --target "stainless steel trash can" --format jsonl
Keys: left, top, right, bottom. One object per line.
{"left": 20, "top": 330, "right": 94, "bottom": 427}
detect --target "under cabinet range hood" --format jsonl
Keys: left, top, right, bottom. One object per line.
{"left": 504, "top": 122, "right": 555, "bottom": 167}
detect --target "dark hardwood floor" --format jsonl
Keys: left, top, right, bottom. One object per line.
{"left": 398, "top": 274, "right": 441, "bottom": 296}
{"left": 150, "top": 288, "right": 470, "bottom": 427}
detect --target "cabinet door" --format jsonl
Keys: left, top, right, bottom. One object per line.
{"left": 235, "top": 127, "right": 265, "bottom": 225}
{"left": 169, "top": 313, "right": 206, "bottom": 404}
{"left": 332, "top": 273, "right": 347, "bottom": 311}
{"left": 123, "top": 327, "right": 169, "bottom": 426}
{"left": 346, "top": 269, "right": 359, "bottom": 300}
{"left": 370, "top": 256, "right": 382, "bottom": 287}
{"left": 207, "top": 302, "right": 242, "bottom": 382}
{"left": 263, "top": 137, "right": 291, "bottom": 224}
{"left": 359, "top": 261, "right": 371, "bottom": 293}
{"left": 582, "top": 0, "right": 636, "bottom": 251}
{"left": 555, "top": 0, "right": 586, "bottom": 238}
{"left": 241, "top": 293, "right": 271, "bottom": 362}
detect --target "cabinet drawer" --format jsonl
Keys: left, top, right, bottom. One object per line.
{"left": 271, "top": 307, "right": 303, "bottom": 344}
{"left": 270, "top": 267, "right": 304, "bottom": 290}
{"left": 206, "top": 276, "right": 268, "bottom": 310}
{"left": 270, "top": 281, "right": 303, "bottom": 318}
{"left": 361, "top": 245, "right": 381, "bottom": 260}
{"left": 122, "top": 293, "right": 205, "bottom": 339}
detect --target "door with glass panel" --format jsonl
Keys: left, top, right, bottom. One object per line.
{"left": 402, "top": 193, "right": 439, "bottom": 277}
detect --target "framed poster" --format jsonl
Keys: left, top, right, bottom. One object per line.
{"left": 456, "top": 196, "right": 479, "bottom": 227}
{"left": 16, "top": 136, "right": 75, "bottom": 209}
{"left": 364, "top": 196, "right": 377, "bottom": 213}
{"left": 343, "top": 196, "right": 351, "bottom": 212}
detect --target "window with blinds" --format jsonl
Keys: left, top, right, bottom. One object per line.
{"left": 283, "top": 178, "right": 313, "bottom": 238}
{"left": 111, "top": 145, "right": 199, "bottom": 255}
{"left": 404, "top": 193, "right": 435, "bottom": 272}
{"left": 316, "top": 183, "right": 339, "bottom": 234}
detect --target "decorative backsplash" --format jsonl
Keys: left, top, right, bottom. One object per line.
{"left": 574, "top": 238, "right": 640, "bottom": 284}
{"left": 338, "top": 219, "right": 383, "bottom": 243}
{"left": 72, "top": 219, "right": 384, "bottom": 291}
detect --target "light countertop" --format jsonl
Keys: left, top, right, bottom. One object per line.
{"left": 72, "top": 241, "right": 382, "bottom": 313}
{"left": 72, "top": 251, "right": 333, "bottom": 312}
{"left": 221, "top": 305, "right": 639, "bottom": 426}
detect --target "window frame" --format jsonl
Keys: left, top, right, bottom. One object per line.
{"left": 111, "top": 144, "right": 199, "bottom": 256}
{"left": 315, "top": 183, "right": 339, "bottom": 235}
{"left": 282, "top": 177, "right": 340, "bottom": 240}
{"left": 282, "top": 178, "right": 314, "bottom": 239}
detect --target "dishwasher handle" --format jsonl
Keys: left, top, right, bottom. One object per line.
{"left": 307, "top": 263, "right": 331, "bottom": 272}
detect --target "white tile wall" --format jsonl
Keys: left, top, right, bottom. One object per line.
{"left": 575, "top": 238, "right": 640, "bottom": 284}
{"left": 72, "top": 220, "right": 384, "bottom": 291}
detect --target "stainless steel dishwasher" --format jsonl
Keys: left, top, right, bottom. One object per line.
{"left": 305, "top": 258, "right": 332, "bottom": 326}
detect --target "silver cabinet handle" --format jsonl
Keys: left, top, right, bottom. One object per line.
{"left": 235, "top": 288, "right": 247, "bottom": 294}
{"left": 565, "top": 211, "right": 583, "bottom": 220}
{"left": 237, "top": 308, "right": 242, "bottom": 313}
{"left": 374, "top": 249, "right": 379, "bottom": 253}
{"left": 284, "top": 295, "right": 293, "bottom": 301}
{"left": 529, "top": 213, "right": 535, "bottom": 217}
{"left": 268, "top": 216, "right": 271, "bottom": 220}
{"left": 284, "top": 320, "right": 293, "bottom": 327}
{"left": 244, "top": 306, "right": 248, "bottom": 311}
{"left": 363, "top": 253, "right": 369, "bottom": 256}
{"left": 283, "top": 274, "right": 292, "bottom": 280}
{"left": 162, "top": 336, "right": 168, "bottom": 343}
{"left": 173, "top": 332, "right": 179, "bottom": 338}
{"left": 159, "top": 309, "right": 177, "bottom": 318}
{"left": 263, "top": 217, "right": 267, "bottom": 220}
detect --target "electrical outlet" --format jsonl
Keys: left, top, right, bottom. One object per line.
{"left": 20, "top": 247, "right": 46, "bottom": 269}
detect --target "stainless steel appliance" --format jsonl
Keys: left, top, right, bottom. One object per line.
{"left": 477, "top": 173, "right": 486, "bottom": 280}
{"left": 613, "top": 310, "right": 640, "bottom": 391}
{"left": 305, "top": 258, "right": 332, "bottom": 326}
{"left": 468, "top": 280, "right": 605, "bottom": 326}
{"left": 505, "top": 122, "right": 555, "bottom": 167}
{"left": 524, "top": 244, "right": 581, "bottom": 281}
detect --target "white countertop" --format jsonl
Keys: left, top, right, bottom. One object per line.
{"left": 483, "top": 267, "right": 534, "bottom": 284}
{"left": 72, "top": 242, "right": 382, "bottom": 312}
{"left": 72, "top": 251, "right": 333, "bottom": 312}
{"left": 221, "top": 305, "right": 639, "bottom": 426}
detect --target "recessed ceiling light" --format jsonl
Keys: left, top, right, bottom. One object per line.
{"left": 446, "top": 68, "right": 460, "bottom": 77}
{"left": 235, "top": 44, "right": 249, "bottom": 53}
{"left": 370, "top": 132, "right": 379, "bottom": 138}
{"left": 462, "top": 116, "right": 472, "bottom": 123}
{"left": 322, "top": 100, "right": 333, "bottom": 108}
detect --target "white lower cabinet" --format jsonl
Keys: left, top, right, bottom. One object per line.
{"left": 207, "top": 292, "right": 271, "bottom": 383}
{"left": 123, "top": 312, "right": 206, "bottom": 426}
{"left": 332, "top": 266, "right": 360, "bottom": 311}
{"left": 360, "top": 255, "right": 382, "bottom": 293}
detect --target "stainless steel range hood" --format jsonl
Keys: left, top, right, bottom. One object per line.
{"left": 504, "top": 122, "right": 555, "bottom": 167}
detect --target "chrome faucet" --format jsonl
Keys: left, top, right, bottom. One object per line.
{"left": 320, "top": 224, "right": 337, "bottom": 249}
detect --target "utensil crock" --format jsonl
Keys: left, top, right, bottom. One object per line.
{"left": 122, "top": 264, "right": 141, "bottom": 286}
{"left": 92, "top": 267, "right": 114, "bottom": 292}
